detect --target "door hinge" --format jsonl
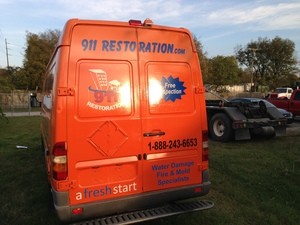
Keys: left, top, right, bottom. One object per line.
{"left": 195, "top": 86, "right": 205, "bottom": 94}
{"left": 57, "top": 87, "right": 74, "bottom": 96}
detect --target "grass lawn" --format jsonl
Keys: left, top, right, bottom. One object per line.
{"left": 0, "top": 116, "right": 60, "bottom": 225}
{"left": 0, "top": 116, "right": 299, "bottom": 225}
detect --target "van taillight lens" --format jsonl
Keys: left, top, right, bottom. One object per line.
{"left": 72, "top": 207, "right": 84, "bottom": 215}
{"left": 52, "top": 142, "right": 67, "bottom": 180}
{"left": 202, "top": 131, "right": 208, "bottom": 161}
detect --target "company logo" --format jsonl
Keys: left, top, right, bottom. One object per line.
{"left": 75, "top": 182, "right": 138, "bottom": 201}
{"left": 87, "top": 69, "right": 130, "bottom": 111}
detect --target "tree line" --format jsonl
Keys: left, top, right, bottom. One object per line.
{"left": 0, "top": 30, "right": 299, "bottom": 93}
{"left": 0, "top": 30, "right": 60, "bottom": 92}
{"left": 195, "top": 36, "right": 299, "bottom": 92}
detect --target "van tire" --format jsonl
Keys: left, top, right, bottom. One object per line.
{"left": 209, "top": 113, "right": 232, "bottom": 142}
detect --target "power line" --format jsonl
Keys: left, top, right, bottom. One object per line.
{"left": 0, "top": 30, "right": 24, "bottom": 68}
{"left": 0, "top": 30, "right": 6, "bottom": 63}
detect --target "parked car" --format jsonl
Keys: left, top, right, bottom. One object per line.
{"left": 267, "top": 89, "right": 300, "bottom": 118}
{"left": 230, "top": 98, "right": 293, "bottom": 124}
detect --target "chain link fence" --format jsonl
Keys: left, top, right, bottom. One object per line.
{"left": 0, "top": 90, "right": 41, "bottom": 117}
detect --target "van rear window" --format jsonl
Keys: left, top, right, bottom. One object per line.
{"left": 76, "top": 61, "right": 133, "bottom": 118}
{"left": 147, "top": 62, "right": 194, "bottom": 114}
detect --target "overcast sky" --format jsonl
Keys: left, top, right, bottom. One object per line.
{"left": 0, "top": 0, "right": 300, "bottom": 68}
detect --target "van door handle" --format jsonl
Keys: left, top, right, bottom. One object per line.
{"left": 143, "top": 131, "right": 165, "bottom": 137}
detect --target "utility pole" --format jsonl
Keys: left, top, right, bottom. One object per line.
{"left": 5, "top": 38, "right": 10, "bottom": 70}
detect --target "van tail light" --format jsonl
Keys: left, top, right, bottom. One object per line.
{"left": 202, "top": 131, "right": 209, "bottom": 162}
{"left": 72, "top": 207, "right": 84, "bottom": 215}
{"left": 129, "top": 20, "right": 142, "bottom": 26}
{"left": 129, "top": 19, "right": 153, "bottom": 27}
{"left": 52, "top": 142, "right": 68, "bottom": 180}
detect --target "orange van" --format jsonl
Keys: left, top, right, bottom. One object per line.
{"left": 40, "top": 18, "right": 212, "bottom": 223}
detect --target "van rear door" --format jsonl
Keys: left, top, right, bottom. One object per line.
{"left": 137, "top": 28, "right": 205, "bottom": 192}
{"left": 64, "top": 21, "right": 205, "bottom": 206}
{"left": 65, "top": 23, "right": 143, "bottom": 205}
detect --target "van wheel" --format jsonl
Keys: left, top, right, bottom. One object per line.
{"left": 209, "top": 113, "right": 232, "bottom": 142}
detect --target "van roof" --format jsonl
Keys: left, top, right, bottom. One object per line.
{"left": 58, "top": 18, "right": 191, "bottom": 46}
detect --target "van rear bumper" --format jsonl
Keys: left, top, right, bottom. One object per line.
{"left": 52, "top": 180, "right": 211, "bottom": 223}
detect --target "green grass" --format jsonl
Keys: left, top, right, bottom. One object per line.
{"left": 0, "top": 117, "right": 60, "bottom": 225}
{"left": 0, "top": 117, "right": 299, "bottom": 225}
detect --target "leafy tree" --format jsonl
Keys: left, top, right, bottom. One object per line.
{"left": 193, "top": 36, "right": 209, "bottom": 83}
{"left": 0, "top": 68, "right": 14, "bottom": 92}
{"left": 0, "top": 69, "right": 10, "bottom": 119}
{"left": 16, "top": 29, "right": 61, "bottom": 90}
{"left": 235, "top": 36, "right": 298, "bottom": 91}
{"left": 266, "top": 37, "right": 299, "bottom": 89}
{"left": 206, "top": 55, "right": 242, "bottom": 91}
{"left": 4, "top": 67, "right": 23, "bottom": 90}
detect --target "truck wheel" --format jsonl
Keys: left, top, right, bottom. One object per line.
{"left": 209, "top": 113, "right": 233, "bottom": 142}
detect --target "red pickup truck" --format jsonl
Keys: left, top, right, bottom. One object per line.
{"left": 267, "top": 89, "right": 300, "bottom": 117}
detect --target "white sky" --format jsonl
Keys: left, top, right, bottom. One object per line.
{"left": 0, "top": 0, "right": 300, "bottom": 68}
